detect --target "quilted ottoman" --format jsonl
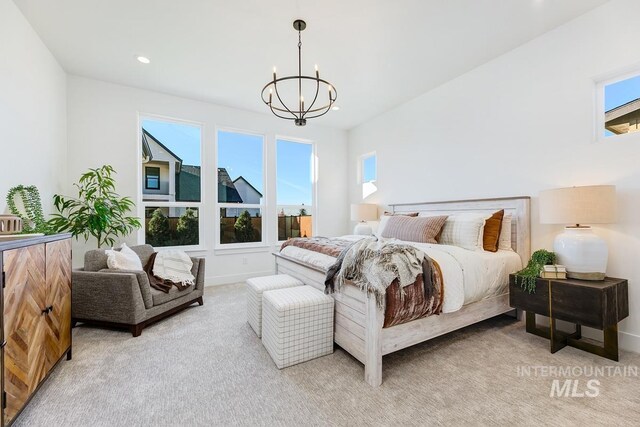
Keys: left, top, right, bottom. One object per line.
{"left": 262, "top": 285, "right": 334, "bottom": 369}
{"left": 246, "top": 274, "right": 303, "bottom": 337}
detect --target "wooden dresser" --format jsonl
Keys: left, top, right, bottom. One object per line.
{"left": 0, "top": 234, "right": 72, "bottom": 426}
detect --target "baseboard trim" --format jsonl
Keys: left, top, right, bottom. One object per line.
{"left": 205, "top": 269, "right": 275, "bottom": 286}
{"left": 619, "top": 331, "right": 640, "bottom": 354}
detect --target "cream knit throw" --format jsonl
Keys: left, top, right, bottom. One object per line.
{"left": 152, "top": 250, "right": 195, "bottom": 285}
{"left": 334, "top": 237, "right": 425, "bottom": 307}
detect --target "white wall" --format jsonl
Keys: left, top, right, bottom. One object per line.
{"left": 348, "top": 0, "right": 640, "bottom": 352}
{"left": 0, "top": 0, "right": 66, "bottom": 215}
{"left": 67, "top": 76, "right": 349, "bottom": 283}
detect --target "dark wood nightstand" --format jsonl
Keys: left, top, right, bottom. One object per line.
{"left": 509, "top": 275, "right": 629, "bottom": 361}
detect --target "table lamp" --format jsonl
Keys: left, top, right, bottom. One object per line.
{"left": 539, "top": 185, "right": 616, "bottom": 280}
{"left": 350, "top": 203, "right": 378, "bottom": 235}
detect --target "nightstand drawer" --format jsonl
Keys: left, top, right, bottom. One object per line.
{"left": 551, "top": 278, "right": 628, "bottom": 329}
{"left": 509, "top": 276, "right": 550, "bottom": 316}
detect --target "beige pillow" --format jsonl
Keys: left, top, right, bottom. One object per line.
{"left": 381, "top": 215, "right": 448, "bottom": 244}
{"left": 439, "top": 213, "right": 488, "bottom": 251}
{"left": 498, "top": 214, "right": 513, "bottom": 250}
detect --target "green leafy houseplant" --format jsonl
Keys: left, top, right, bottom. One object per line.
{"left": 6, "top": 185, "right": 52, "bottom": 234}
{"left": 514, "top": 249, "right": 556, "bottom": 293}
{"left": 47, "top": 165, "right": 141, "bottom": 248}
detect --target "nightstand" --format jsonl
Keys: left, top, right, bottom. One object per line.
{"left": 509, "top": 275, "right": 629, "bottom": 361}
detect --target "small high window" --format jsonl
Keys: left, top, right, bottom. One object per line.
{"left": 599, "top": 72, "right": 640, "bottom": 139}
{"left": 360, "top": 152, "right": 377, "bottom": 199}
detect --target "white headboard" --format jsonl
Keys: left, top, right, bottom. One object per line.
{"left": 389, "top": 196, "right": 531, "bottom": 264}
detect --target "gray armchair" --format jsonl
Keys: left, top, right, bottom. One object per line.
{"left": 72, "top": 244, "right": 205, "bottom": 336}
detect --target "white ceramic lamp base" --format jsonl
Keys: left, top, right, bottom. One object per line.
{"left": 353, "top": 222, "right": 373, "bottom": 236}
{"left": 553, "top": 226, "right": 608, "bottom": 281}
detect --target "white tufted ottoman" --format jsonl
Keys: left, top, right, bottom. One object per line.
{"left": 246, "top": 274, "right": 303, "bottom": 337}
{"left": 262, "top": 286, "right": 334, "bottom": 369}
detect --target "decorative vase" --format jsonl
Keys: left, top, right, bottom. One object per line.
{"left": 0, "top": 215, "right": 23, "bottom": 235}
{"left": 553, "top": 226, "right": 607, "bottom": 280}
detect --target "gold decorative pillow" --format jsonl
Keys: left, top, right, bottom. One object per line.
{"left": 483, "top": 209, "right": 504, "bottom": 252}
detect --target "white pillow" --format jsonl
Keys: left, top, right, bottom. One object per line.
{"left": 105, "top": 243, "right": 143, "bottom": 271}
{"left": 375, "top": 215, "right": 391, "bottom": 239}
{"left": 498, "top": 213, "right": 513, "bottom": 251}
{"left": 438, "top": 213, "right": 488, "bottom": 251}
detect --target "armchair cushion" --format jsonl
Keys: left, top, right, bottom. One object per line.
{"left": 150, "top": 284, "right": 195, "bottom": 306}
{"left": 99, "top": 268, "right": 154, "bottom": 309}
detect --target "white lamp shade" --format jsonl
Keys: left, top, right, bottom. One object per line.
{"left": 350, "top": 203, "right": 378, "bottom": 222}
{"left": 539, "top": 185, "right": 616, "bottom": 225}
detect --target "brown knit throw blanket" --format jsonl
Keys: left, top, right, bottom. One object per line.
{"left": 143, "top": 252, "right": 191, "bottom": 293}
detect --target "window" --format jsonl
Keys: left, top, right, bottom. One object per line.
{"left": 276, "top": 139, "right": 314, "bottom": 240}
{"left": 145, "top": 167, "right": 160, "bottom": 190}
{"left": 217, "top": 130, "right": 265, "bottom": 246}
{"left": 360, "top": 152, "right": 377, "bottom": 199}
{"left": 140, "top": 117, "right": 202, "bottom": 248}
{"left": 598, "top": 72, "right": 640, "bottom": 139}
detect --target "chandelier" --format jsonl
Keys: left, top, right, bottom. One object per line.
{"left": 261, "top": 20, "right": 337, "bottom": 126}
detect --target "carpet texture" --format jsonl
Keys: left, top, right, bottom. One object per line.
{"left": 14, "top": 283, "right": 640, "bottom": 426}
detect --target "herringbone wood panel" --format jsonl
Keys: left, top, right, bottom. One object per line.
{"left": 3, "top": 239, "right": 72, "bottom": 426}
{"left": 3, "top": 244, "right": 47, "bottom": 425}
{"left": 45, "top": 239, "right": 72, "bottom": 368}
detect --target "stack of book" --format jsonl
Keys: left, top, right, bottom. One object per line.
{"left": 540, "top": 264, "right": 567, "bottom": 279}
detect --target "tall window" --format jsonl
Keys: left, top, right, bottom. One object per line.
{"left": 217, "top": 130, "right": 265, "bottom": 246}
{"left": 140, "top": 117, "right": 202, "bottom": 248}
{"left": 602, "top": 73, "right": 640, "bottom": 138}
{"left": 360, "top": 152, "right": 377, "bottom": 199}
{"left": 276, "top": 139, "right": 314, "bottom": 240}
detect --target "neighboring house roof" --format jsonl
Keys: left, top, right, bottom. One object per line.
{"left": 233, "top": 176, "right": 263, "bottom": 197}
{"left": 141, "top": 128, "right": 183, "bottom": 167}
{"left": 605, "top": 98, "right": 640, "bottom": 134}
{"left": 218, "top": 168, "right": 243, "bottom": 203}
{"left": 176, "top": 165, "right": 201, "bottom": 202}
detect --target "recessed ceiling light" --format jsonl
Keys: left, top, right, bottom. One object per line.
{"left": 136, "top": 56, "right": 151, "bottom": 64}
{"left": 332, "top": 106, "right": 340, "bottom": 111}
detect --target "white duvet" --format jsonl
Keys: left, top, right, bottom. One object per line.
{"left": 279, "top": 235, "right": 522, "bottom": 313}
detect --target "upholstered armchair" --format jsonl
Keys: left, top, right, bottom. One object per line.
{"left": 72, "top": 244, "right": 205, "bottom": 336}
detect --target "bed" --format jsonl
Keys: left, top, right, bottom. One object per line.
{"left": 273, "top": 197, "right": 531, "bottom": 386}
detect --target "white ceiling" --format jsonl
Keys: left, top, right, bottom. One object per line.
{"left": 14, "top": 0, "right": 608, "bottom": 130}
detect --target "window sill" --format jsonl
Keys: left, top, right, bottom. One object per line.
{"left": 213, "top": 244, "right": 271, "bottom": 256}
{"left": 154, "top": 245, "right": 207, "bottom": 253}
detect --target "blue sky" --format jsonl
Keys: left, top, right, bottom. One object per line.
{"left": 142, "top": 119, "right": 311, "bottom": 205}
{"left": 143, "top": 119, "right": 201, "bottom": 165}
{"left": 604, "top": 75, "right": 640, "bottom": 137}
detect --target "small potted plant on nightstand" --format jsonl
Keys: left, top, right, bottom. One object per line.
{"left": 514, "top": 249, "right": 556, "bottom": 293}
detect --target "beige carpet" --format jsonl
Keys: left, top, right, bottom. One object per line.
{"left": 14, "top": 283, "right": 640, "bottom": 426}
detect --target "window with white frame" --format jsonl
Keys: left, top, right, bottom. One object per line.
{"left": 140, "top": 117, "right": 202, "bottom": 248}
{"left": 276, "top": 139, "right": 315, "bottom": 240}
{"left": 360, "top": 152, "right": 377, "bottom": 199}
{"left": 217, "top": 130, "right": 265, "bottom": 246}
{"left": 598, "top": 72, "right": 640, "bottom": 140}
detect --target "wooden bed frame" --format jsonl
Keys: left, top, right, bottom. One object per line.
{"left": 274, "top": 196, "right": 530, "bottom": 386}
